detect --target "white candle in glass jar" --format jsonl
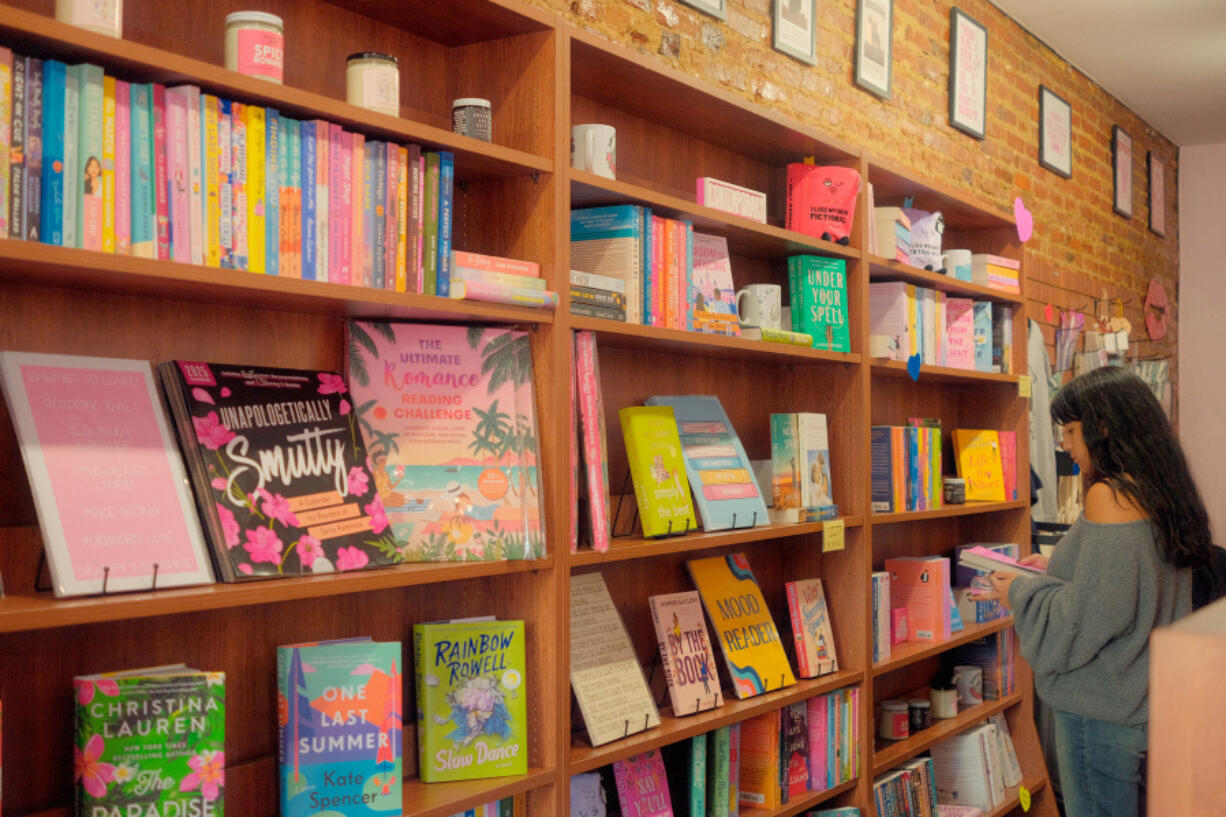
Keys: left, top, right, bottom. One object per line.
{"left": 346, "top": 52, "right": 400, "bottom": 117}
{"left": 224, "top": 11, "right": 284, "bottom": 84}
{"left": 55, "top": 0, "right": 123, "bottom": 37}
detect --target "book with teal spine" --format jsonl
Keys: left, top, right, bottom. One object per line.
{"left": 277, "top": 638, "right": 402, "bottom": 815}
{"left": 788, "top": 255, "right": 849, "bottom": 352}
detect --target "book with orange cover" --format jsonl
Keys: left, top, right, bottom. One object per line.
{"left": 952, "top": 429, "right": 1006, "bottom": 502}
{"left": 883, "top": 556, "right": 951, "bottom": 642}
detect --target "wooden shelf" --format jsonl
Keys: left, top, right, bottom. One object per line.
{"left": 741, "top": 777, "right": 860, "bottom": 817}
{"left": 870, "top": 359, "right": 1022, "bottom": 385}
{"left": 570, "top": 316, "right": 862, "bottom": 366}
{"left": 865, "top": 156, "right": 1016, "bottom": 231}
{"left": 569, "top": 516, "right": 865, "bottom": 566}
{"left": 571, "top": 172, "right": 861, "bottom": 263}
{"left": 866, "top": 255, "right": 1023, "bottom": 304}
{"left": 872, "top": 692, "right": 1023, "bottom": 773}
{"left": 872, "top": 618, "right": 1014, "bottom": 677}
{"left": 987, "top": 776, "right": 1050, "bottom": 817}
{"left": 0, "top": 241, "right": 555, "bottom": 325}
{"left": 0, "top": 553, "right": 550, "bottom": 634}
{"left": 567, "top": 670, "right": 863, "bottom": 775}
{"left": 870, "top": 500, "right": 1028, "bottom": 524}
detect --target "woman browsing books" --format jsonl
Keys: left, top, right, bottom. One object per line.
{"left": 978, "top": 367, "right": 1214, "bottom": 817}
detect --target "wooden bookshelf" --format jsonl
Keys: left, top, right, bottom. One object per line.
{"left": 870, "top": 499, "right": 1029, "bottom": 524}
{"left": 866, "top": 254, "right": 1024, "bottom": 304}
{"left": 872, "top": 692, "right": 1023, "bottom": 773}
{"left": 871, "top": 359, "right": 1023, "bottom": 384}
{"left": 872, "top": 618, "right": 1015, "bottom": 677}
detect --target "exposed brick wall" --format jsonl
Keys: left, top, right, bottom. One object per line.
{"left": 539, "top": 0, "right": 1180, "bottom": 390}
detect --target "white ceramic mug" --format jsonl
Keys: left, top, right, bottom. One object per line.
{"left": 571, "top": 124, "right": 616, "bottom": 179}
{"left": 942, "top": 248, "right": 973, "bottom": 281}
{"left": 735, "top": 284, "right": 782, "bottom": 330}
{"left": 952, "top": 664, "right": 984, "bottom": 706}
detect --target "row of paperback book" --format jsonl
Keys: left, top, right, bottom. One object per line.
{"left": 870, "top": 425, "right": 1018, "bottom": 514}
{"left": 0, "top": 320, "right": 546, "bottom": 598}
{"left": 869, "top": 283, "right": 1014, "bottom": 374}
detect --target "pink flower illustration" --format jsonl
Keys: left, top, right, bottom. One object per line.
{"left": 75, "top": 678, "right": 120, "bottom": 706}
{"left": 210, "top": 477, "right": 226, "bottom": 491}
{"left": 365, "top": 494, "right": 388, "bottom": 535}
{"left": 244, "top": 527, "right": 284, "bottom": 564}
{"left": 180, "top": 749, "right": 225, "bottom": 800}
{"left": 297, "top": 536, "right": 325, "bottom": 568}
{"left": 237, "top": 563, "right": 254, "bottom": 575}
{"left": 317, "top": 372, "right": 348, "bottom": 395}
{"left": 339, "top": 398, "right": 351, "bottom": 415}
{"left": 74, "top": 734, "right": 116, "bottom": 798}
{"left": 216, "top": 503, "right": 240, "bottom": 549}
{"left": 347, "top": 466, "right": 370, "bottom": 496}
{"left": 258, "top": 488, "right": 300, "bottom": 527}
{"left": 336, "top": 546, "right": 369, "bottom": 571}
{"left": 193, "top": 412, "right": 236, "bottom": 450}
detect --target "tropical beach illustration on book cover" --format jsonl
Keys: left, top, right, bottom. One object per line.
{"left": 346, "top": 321, "right": 545, "bottom": 562}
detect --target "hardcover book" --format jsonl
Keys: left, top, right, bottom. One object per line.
{"left": 414, "top": 619, "right": 527, "bottom": 783}
{"left": 788, "top": 255, "right": 850, "bottom": 352}
{"left": 706, "top": 725, "right": 731, "bottom": 817}
{"left": 346, "top": 321, "right": 545, "bottom": 562}
{"left": 620, "top": 406, "right": 697, "bottom": 537}
{"left": 686, "top": 553, "right": 795, "bottom": 698}
{"left": 644, "top": 395, "right": 768, "bottom": 532}
{"left": 883, "top": 556, "right": 952, "bottom": 642}
{"left": 0, "top": 352, "right": 215, "bottom": 597}
{"left": 575, "top": 331, "right": 612, "bottom": 552}
{"left": 278, "top": 638, "right": 402, "bottom": 814}
{"left": 569, "top": 572, "right": 661, "bottom": 747}
{"left": 158, "top": 360, "right": 399, "bottom": 580}
{"left": 785, "top": 578, "right": 838, "bottom": 677}
{"left": 797, "top": 412, "right": 835, "bottom": 513}
{"left": 951, "top": 429, "right": 1006, "bottom": 502}
{"left": 647, "top": 591, "right": 723, "bottom": 715}
{"left": 769, "top": 413, "right": 803, "bottom": 524}
{"left": 612, "top": 750, "right": 673, "bottom": 817}
{"left": 73, "top": 667, "right": 225, "bottom": 814}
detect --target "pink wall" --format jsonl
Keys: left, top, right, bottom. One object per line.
{"left": 1179, "top": 143, "right": 1226, "bottom": 540}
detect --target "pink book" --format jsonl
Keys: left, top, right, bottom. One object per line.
{"left": 312, "top": 118, "right": 328, "bottom": 281}
{"left": 163, "top": 86, "right": 190, "bottom": 263}
{"left": 574, "top": 331, "right": 611, "bottom": 552}
{"left": 727, "top": 721, "right": 741, "bottom": 810}
{"left": 327, "top": 123, "right": 345, "bottom": 285}
{"left": 183, "top": 85, "right": 203, "bottom": 266}
{"left": 569, "top": 342, "right": 579, "bottom": 553}
{"left": 338, "top": 129, "right": 353, "bottom": 285}
{"left": 806, "top": 693, "right": 829, "bottom": 790}
{"left": 383, "top": 142, "right": 398, "bottom": 291}
{"left": 612, "top": 751, "right": 672, "bottom": 817}
{"left": 999, "top": 430, "right": 1017, "bottom": 501}
{"left": 945, "top": 297, "right": 976, "bottom": 370}
{"left": 114, "top": 80, "right": 131, "bottom": 255}
{"left": 350, "top": 131, "right": 365, "bottom": 286}
{"left": 651, "top": 214, "right": 665, "bottom": 326}
{"left": 452, "top": 250, "right": 539, "bottom": 277}
{"left": 647, "top": 590, "right": 723, "bottom": 715}
{"left": 152, "top": 83, "right": 169, "bottom": 260}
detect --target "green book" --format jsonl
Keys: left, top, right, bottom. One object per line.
{"left": 414, "top": 618, "right": 528, "bottom": 782}
{"left": 707, "top": 724, "right": 731, "bottom": 817}
{"left": 619, "top": 405, "right": 697, "bottom": 537}
{"left": 788, "top": 255, "right": 850, "bottom": 352}
{"left": 73, "top": 666, "right": 225, "bottom": 812}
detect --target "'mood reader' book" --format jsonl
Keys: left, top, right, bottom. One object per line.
{"left": 277, "top": 638, "right": 402, "bottom": 815}
{"left": 346, "top": 320, "right": 546, "bottom": 562}
{"left": 159, "top": 360, "right": 398, "bottom": 581}
{"left": 0, "top": 352, "right": 215, "bottom": 597}
{"left": 687, "top": 553, "right": 795, "bottom": 699}
{"left": 648, "top": 590, "right": 723, "bottom": 715}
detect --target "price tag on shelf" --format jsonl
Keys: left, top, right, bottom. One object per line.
{"left": 822, "top": 518, "right": 845, "bottom": 552}
{"left": 1018, "top": 374, "right": 1032, "bottom": 399}
{"left": 1019, "top": 784, "right": 1032, "bottom": 811}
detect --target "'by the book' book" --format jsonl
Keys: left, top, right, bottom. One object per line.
{"left": 158, "top": 361, "right": 399, "bottom": 581}
{"left": 687, "top": 553, "right": 795, "bottom": 699}
{"left": 620, "top": 406, "right": 697, "bottom": 537}
{"left": 612, "top": 750, "right": 673, "bottom": 817}
{"left": 647, "top": 591, "right": 723, "bottom": 715}
{"left": 785, "top": 578, "right": 839, "bottom": 677}
{"left": 278, "top": 638, "right": 402, "bottom": 815}
{"left": 414, "top": 618, "right": 528, "bottom": 782}
{"left": 346, "top": 321, "right": 545, "bottom": 562}
{"left": 73, "top": 666, "right": 225, "bottom": 815}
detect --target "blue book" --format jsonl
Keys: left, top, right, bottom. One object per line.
{"left": 23, "top": 57, "right": 43, "bottom": 242}
{"left": 643, "top": 394, "right": 768, "bottom": 531}
{"left": 265, "top": 108, "right": 280, "bottom": 276}
{"left": 129, "top": 83, "right": 154, "bottom": 257}
{"left": 40, "top": 60, "right": 67, "bottom": 246}
{"left": 371, "top": 141, "right": 387, "bottom": 290}
{"left": 362, "top": 141, "right": 376, "bottom": 288}
{"left": 571, "top": 204, "right": 644, "bottom": 323}
{"left": 641, "top": 208, "right": 654, "bottom": 324}
{"left": 972, "top": 300, "right": 993, "bottom": 371}
{"left": 278, "top": 637, "right": 402, "bottom": 816}
{"left": 301, "top": 120, "right": 317, "bottom": 280}
{"left": 869, "top": 425, "right": 895, "bottom": 513}
{"left": 435, "top": 150, "right": 454, "bottom": 297}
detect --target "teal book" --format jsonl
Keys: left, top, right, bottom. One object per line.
{"left": 788, "top": 255, "right": 850, "bottom": 352}
{"left": 707, "top": 725, "right": 731, "bottom": 817}
{"left": 40, "top": 59, "right": 66, "bottom": 245}
{"left": 972, "top": 300, "right": 993, "bottom": 372}
{"left": 277, "top": 638, "right": 403, "bottom": 816}
{"left": 129, "top": 83, "right": 154, "bottom": 257}
{"left": 63, "top": 64, "right": 81, "bottom": 248}
{"left": 414, "top": 618, "right": 528, "bottom": 782}
{"left": 73, "top": 666, "right": 225, "bottom": 813}
{"left": 660, "top": 733, "right": 706, "bottom": 817}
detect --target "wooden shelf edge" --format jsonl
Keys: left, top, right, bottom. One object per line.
{"left": 570, "top": 516, "right": 865, "bottom": 566}
{"left": 870, "top": 500, "right": 1028, "bottom": 524}
{"left": 741, "top": 777, "right": 861, "bottom": 817}
{"left": 867, "top": 256, "right": 1023, "bottom": 304}
{"left": 872, "top": 619, "right": 1014, "bottom": 677}
{"left": 871, "top": 692, "right": 1024, "bottom": 773}
{"left": 405, "top": 767, "right": 555, "bottom": 817}
{"left": 870, "top": 359, "right": 1021, "bottom": 384}
{"left": 985, "top": 776, "right": 1050, "bottom": 817}
{"left": 567, "top": 670, "right": 864, "bottom": 775}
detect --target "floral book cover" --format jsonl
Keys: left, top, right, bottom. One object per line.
{"left": 346, "top": 321, "right": 544, "bottom": 562}
{"left": 413, "top": 619, "right": 527, "bottom": 783}
{"left": 158, "top": 361, "right": 398, "bottom": 581}
{"left": 612, "top": 750, "right": 673, "bottom": 817}
{"left": 73, "top": 669, "right": 225, "bottom": 814}
{"left": 277, "top": 638, "right": 403, "bottom": 816}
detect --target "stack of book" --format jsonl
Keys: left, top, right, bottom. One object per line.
{"left": 869, "top": 282, "right": 1013, "bottom": 373}
{"left": 873, "top": 206, "right": 912, "bottom": 262}
{"left": 929, "top": 714, "right": 1023, "bottom": 812}
{"left": 770, "top": 412, "right": 838, "bottom": 523}
{"left": 570, "top": 268, "right": 627, "bottom": 321}
{"left": 970, "top": 254, "right": 1021, "bottom": 294}
{"left": 872, "top": 756, "right": 938, "bottom": 817}
{"left": 450, "top": 249, "right": 556, "bottom": 308}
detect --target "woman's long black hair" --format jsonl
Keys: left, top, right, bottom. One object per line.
{"left": 1051, "top": 366, "right": 1212, "bottom": 568}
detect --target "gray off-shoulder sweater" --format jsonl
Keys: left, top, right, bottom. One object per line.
{"left": 1008, "top": 515, "right": 1192, "bottom": 726}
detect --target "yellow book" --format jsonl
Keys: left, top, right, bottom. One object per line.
{"left": 203, "top": 94, "right": 221, "bottom": 267}
{"left": 101, "top": 75, "right": 116, "bottom": 253}
{"left": 619, "top": 405, "right": 696, "bottom": 538}
{"left": 951, "top": 428, "right": 1006, "bottom": 502}
{"left": 686, "top": 553, "right": 796, "bottom": 699}
{"left": 697, "top": 468, "right": 753, "bottom": 485}
{"left": 245, "top": 105, "right": 266, "bottom": 274}
{"left": 396, "top": 144, "right": 409, "bottom": 292}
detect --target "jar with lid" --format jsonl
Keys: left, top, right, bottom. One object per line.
{"left": 452, "top": 98, "right": 492, "bottom": 142}
{"left": 225, "top": 11, "right": 285, "bottom": 84}
{"left": 879, "top": 700, "right": 910, "bottom": 741}
{"left": 56, "top": 0, "right": 122, "bottom": 37}
{"left": 908, "top": 698, "right": 932, "bottom": 733}
{"left": 347, "top": 53, "right": 400, "bottom": 117}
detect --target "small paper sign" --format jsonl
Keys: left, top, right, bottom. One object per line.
{"left": 822, "top": 518, "right": 845, "bottom": 552}
{"left": 1019, "top": 784, "right": 1032, "bottom": 811}
{"left": 1018, "top": 374, "right": 1032, "bottom": 398}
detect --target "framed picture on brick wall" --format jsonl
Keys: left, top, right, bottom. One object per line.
{"left": 948, "top": 7, "right": 987, "bottom": 140}
{"left": 1148, "top": 151, "right": 1166, "bottom": 236}
{"left": 1113, "top": 125, "right": 1133, "bottom": 218}
{"left": 1038, "top": 86, "right": 1072, "bottom": 178}
{"left": 773, "top": 0, "right": 817, "bottom": 65}
{"left": 855, "top": 0, "right": 893, "bottom": 99}
{"left": 679, "top": 0, "right": 726, "bottom": 20}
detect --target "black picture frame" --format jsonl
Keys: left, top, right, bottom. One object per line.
{"left": 1113, "top": 125, "right": 1133, "bottom": 219}
{"left": 854, "top": 0, "right": 893, "bottom": 99}
{"left": 948, "top": 7, "right": 987, "bottom": 140}
{"left": 1038, "top": 85, "right": 1072, "bottom": 178}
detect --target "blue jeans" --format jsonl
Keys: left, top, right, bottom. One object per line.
{"left": 1053, "top": 709, "right": 1147, "bottom": 817}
